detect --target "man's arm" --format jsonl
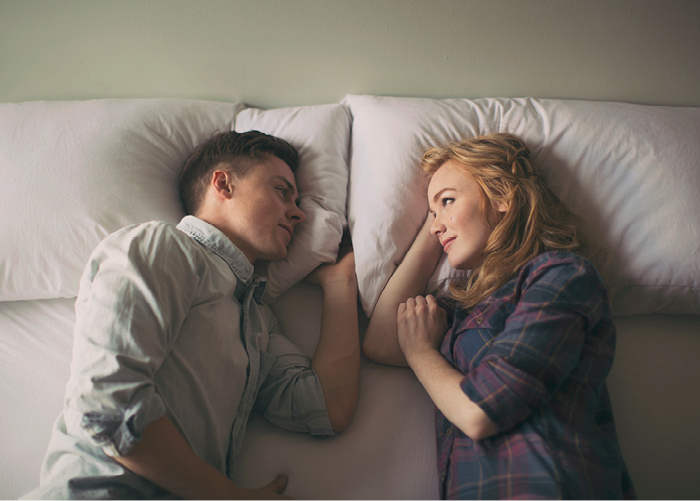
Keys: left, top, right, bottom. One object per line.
{"left": 363, "top": 213, "right": 443, "bottom": 366}
{"left": 71, "top": 225, "right": 292, "bottom": 499}
{"left": 306, "top": 246, "right": 360, "bottom": 433}
{"left": 114, "top": 415, "right": 291, "bottom": 500}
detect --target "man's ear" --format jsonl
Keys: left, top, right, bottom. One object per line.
{"left": 211, "top": 170, "right": 234, "bottom": 200}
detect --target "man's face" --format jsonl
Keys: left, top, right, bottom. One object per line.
{"left": 225, "top": 155, "right": 305, "bottom": 264}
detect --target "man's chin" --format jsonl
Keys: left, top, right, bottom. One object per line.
{"left": 264, "top": 248, "right": 288, "bottom": 262}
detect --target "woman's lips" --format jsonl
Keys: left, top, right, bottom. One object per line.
{"left": 442, "top": 237, "right": 455, "bottom": 252}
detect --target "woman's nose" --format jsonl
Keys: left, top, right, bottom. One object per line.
{"left": 430, "top": 215, "right": 443, "bottom": 235}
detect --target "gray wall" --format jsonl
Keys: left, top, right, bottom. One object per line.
{"left": 1, "top": 0, "right": 699, "bottom": 108}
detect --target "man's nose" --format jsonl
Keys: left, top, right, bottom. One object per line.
{"left": 289, "top": 204, "right": 306, "bottom": 225}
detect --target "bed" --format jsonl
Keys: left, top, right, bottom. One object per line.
{"left": 1, "top": 96, "right": 699, "bottom": 499}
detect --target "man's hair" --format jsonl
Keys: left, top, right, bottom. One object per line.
{"left": 421, "top": 132, "right": 589, "bottom": 311}
{"left": 179, "top": 130, "right": 300, "bottom": 215}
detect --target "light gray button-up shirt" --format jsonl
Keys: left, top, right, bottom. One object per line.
{"left": 29, "top": 216, "right": 333, "bottom": 499}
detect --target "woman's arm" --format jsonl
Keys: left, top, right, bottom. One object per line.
{"left": 306, "top": 246, "right": 360, "bottom": 433}
{"left": 114, "top": 415, "right": 291, "bottom": 499}
{"left": 397, "top": 296, "right": 499, "bottom": 441}
{"left": 363, "top": 213, "right": 443, "bottom": 366}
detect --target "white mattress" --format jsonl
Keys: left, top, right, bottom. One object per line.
{"left": 0, "top": 297, "right": 75, "bottom": 498}
{"left": 0, "top": 283, "right": 439, "bottom": 499}
{"left": 2, "top": 286, "right": 699, "bottom": 499}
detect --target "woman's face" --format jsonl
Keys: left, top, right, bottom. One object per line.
{"left": 427, "top": 160, "right": 505, "bottom": 270}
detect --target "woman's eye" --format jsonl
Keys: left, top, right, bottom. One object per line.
{"left": 441, "top": 197, "right": 454, "bottom": 207}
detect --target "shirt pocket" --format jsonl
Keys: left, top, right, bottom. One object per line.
{"left": 453, "top": 327, "right": 499, "bottom": 371}
{"left": 452, "top": 303, "right": 510, "bottom": 370}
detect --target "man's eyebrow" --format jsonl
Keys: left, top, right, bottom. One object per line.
{"left": 274, "top": 175, "right": 300, "bottom": 202}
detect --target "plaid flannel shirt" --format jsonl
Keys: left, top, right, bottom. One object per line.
{"left": 437, "top": 251, "right": 635, "bottom": 499}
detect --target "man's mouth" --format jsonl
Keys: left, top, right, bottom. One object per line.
{"left": 279, "top": 224, "right": 293, "bottom": 241}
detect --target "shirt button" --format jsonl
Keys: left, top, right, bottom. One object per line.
{"left": 446, "top": 427, "right": 452, "bottom": 435}
{"left": 475, "top": 317, "right": 483, "bottom": 324}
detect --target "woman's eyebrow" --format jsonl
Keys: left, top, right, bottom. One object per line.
{"left": 431, "top": 187, "right": 453, "bottom": 203}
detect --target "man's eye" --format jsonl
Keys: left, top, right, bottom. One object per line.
{"left": 277, "top": 187, "right": 288, "bottom": 197}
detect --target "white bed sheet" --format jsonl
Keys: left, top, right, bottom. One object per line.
{"left": 3, "top": 286, "right": 699, "bottom": 499}
{"left": 0, "top": 297, "right": 75, "bottom": 498}
{"left": 235, "top": 282, "right": 439, "bottom": 498}
{"left": 0, "top": 283, "right": 440, "bottom": 500}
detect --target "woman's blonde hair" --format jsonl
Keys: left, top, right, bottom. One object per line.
{"left": 421, "top": 132, "right": 587, "bottom": 311}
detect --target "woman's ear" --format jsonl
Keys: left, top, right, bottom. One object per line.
{"left": 496, "top": 201, "right": 508, "bottom": 213}
{"left": 211, "top": 170, "right": 233, "bottom": 200}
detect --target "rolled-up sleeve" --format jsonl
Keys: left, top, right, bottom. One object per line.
{"left": 255, "top": 315, "right": 335, "bottom": 437}
{"left": 63, "top": 224, "right": 201, "bottom": 457}
{"left": 460, "top": 254, "right": 608, "bottom": 432}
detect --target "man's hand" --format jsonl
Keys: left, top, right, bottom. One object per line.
{"left": 305, "top": 235, "right": 355, "bottom": 289}
{"left": 113, "top": 415, "right": 295, "bottom": 499}
{"left": 397, "top": 294, "right": 448, "bottom": 363}
{"left": 305, "top": 232, "right": 360, "bottom": 433}
{"left": 241, "top": 474, "right": 292, "bottom": 500}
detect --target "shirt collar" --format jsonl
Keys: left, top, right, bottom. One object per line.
{"left": 176, "top": 215, "right": 254, "bottom": 285}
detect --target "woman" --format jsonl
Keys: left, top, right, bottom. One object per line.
{"left": 363, "top": 133, "right": 635, "bottom": 499}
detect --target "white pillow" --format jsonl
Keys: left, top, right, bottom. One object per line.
{"left": 343, "top": 94, "right": 700, "bottom": 317}
{"left": 0, "top": 99, "right": 350, "bottom": 303}
{"left": 235, "top": 104, "right": 350, "bottom": 303}
{"left": 0, "top": 99, "right": 242, "bottom": 301}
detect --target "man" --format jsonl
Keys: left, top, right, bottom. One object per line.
{"left": 26, "top": 131, "right": 360, "bottom": 499}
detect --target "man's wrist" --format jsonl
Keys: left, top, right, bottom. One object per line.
{"left": 320, "top": 274, "right": 357, "bottom": 293}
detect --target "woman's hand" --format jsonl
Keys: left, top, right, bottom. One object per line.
{"left": 397, "top": 294, "right": 448, "bottom": 363}
{"left": 397, "top": 296, "right": 499, "bottom": 441}
{"left": 362, "top": 212, "right": 444, "bottom": 366}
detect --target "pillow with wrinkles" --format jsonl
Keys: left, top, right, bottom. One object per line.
{"left": 342, "top": 94, "right": 700, "bottom": 317}
{"left": 235, "top": 104, "right": 350, "bottom": 304}
{"left": 0, "top": 99, "right": 350, "bottom": 304}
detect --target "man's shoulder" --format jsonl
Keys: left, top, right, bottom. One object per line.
{"left": 81, "top": 221, "right": 207, "bottom": 295}
{"left": 107, "top": 220, "right": 178, "bottom": 239}
{"left": 93, "top": 220, "right": 201, "bottom": 268}
{"left": 101, "top": 221, "right": 191, "bottom": 249}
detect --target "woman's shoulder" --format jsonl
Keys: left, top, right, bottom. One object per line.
{"left": 522, "top": 250, "right": 599, "bottom": 278}
{"left": 517, "top": 251, "right": 605, "bottom": 296}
